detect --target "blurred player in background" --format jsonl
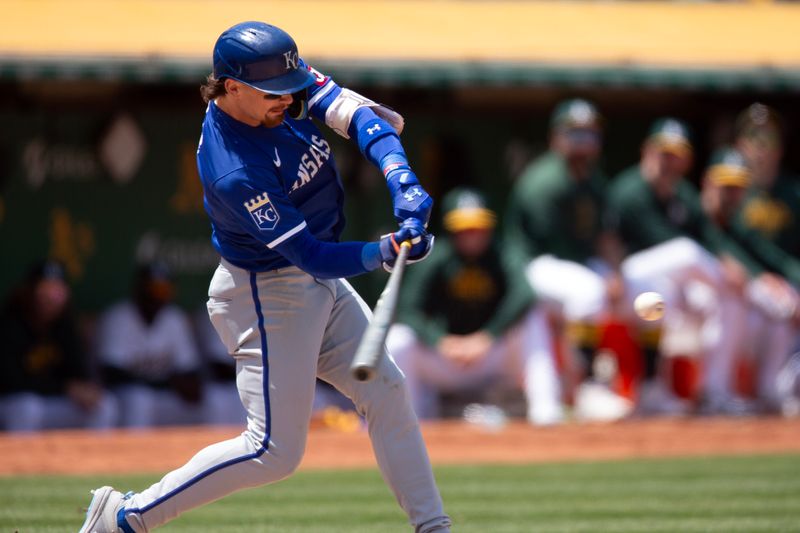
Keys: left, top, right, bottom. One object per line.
{"left": 505, "top": 99, "right": 629, "bottom": 417}
{"left": 700, "top": 148, "right": 800, "bottom": 412}
{"left": 80, "top": 21, "right": 449, "bottom": 533}
{"left": 95, "top": 262, "right": 205, "bottom": 428}
{"left": 0, "top": 260, "right": 116, "bottom": 431}
{"left": 505, "top": 99, "right": 614, "bottom": 343}
{"left": 735, "top": 103, "right": 800, "bottom": 259}
{"left": 388, "top": 188, "right": 563, "bottom": 425}
{"left": 607, "top": 119, "right": 754, "bottom": 414}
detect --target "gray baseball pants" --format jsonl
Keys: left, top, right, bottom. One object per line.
{"left": 121, "top": 260, "right": 450, "bottom": 532}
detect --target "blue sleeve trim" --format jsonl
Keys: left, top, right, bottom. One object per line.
{"left": 361, "top": 242, "right": 382, "bottom": 271}
{"left": 308, "top": 84, "right": 341, "bottom": 123}
{"left": 273, "top": 227, "right": 376, "bottom": 278}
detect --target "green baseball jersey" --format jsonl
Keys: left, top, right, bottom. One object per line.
{"left": 607, "top": 166, "right": 773, "bottom": 277}
{"left": 505, "top": 151, "right": 607, "bottom": 263}
{"left": 737, "top": 175, "right": 800, "bottom": 258}
{"left": 607, "top": 165, "right": 726, "bottom": 255}
{"left": 722, "top": 215, "right": 800, "bottom": 286}
{"left": 396, "top": 238, "right": 533, "bottom": 347}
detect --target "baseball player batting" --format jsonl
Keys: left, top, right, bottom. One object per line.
{"left": 79, "top": 21, "right": 449, "bottom": 533}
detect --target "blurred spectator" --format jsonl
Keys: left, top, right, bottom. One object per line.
{"left": 735, "top": 103, "right": 800, "bottom": 259}
{"left": 607, "top": 119, "right": 753, "bottom": 415}
{"left": 700, "top": 148, "right": 800, "bottom": 412}
{"left": 387, "top": 188, "right": 563, "bottom": 425}
{"left": 95, "top": 262, "right": 204, "bottom": 427}
{"left": 192, "top": 309, "right": 247, "bottom": 426}
{"left": 0, "top": 260, "right": 116, "bottom": 431}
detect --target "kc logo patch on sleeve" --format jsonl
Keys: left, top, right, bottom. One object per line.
{"left": 244, "top": 192, "right": 280, "bottom": 231}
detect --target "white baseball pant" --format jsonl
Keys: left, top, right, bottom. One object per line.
{"left": 387, "top": 307, "right": 563, "bottom": 425}
{"left": 526, "top": 238, "right": 742, "bottom": 402}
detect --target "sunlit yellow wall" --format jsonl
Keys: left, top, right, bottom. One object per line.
{"left": 1, "top": 0, "right": 798, "bottom": 68}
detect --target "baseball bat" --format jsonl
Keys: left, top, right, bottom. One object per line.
{"left": 350, "top": 241, "right": 412, "bottom": 382}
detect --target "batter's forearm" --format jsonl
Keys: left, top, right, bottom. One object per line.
{"left": 273, "top": 229, "right": 376, "bottom": 279}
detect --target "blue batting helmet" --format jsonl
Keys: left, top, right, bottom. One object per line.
{"left": 212, "top": 21, "right": 315, "bottom": 95}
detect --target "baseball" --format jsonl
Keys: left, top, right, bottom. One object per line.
{"left": 634, "top": 291, "right": 665, "bottom": 321}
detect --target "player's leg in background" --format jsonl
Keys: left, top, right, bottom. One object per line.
{"left": 388, "top": 323, "right": 503, "bottom": 419}
{"left": 118, "top": 264, "right": 335, "bottom": 532}
{"left": 622, "top": 237, "right": 747, "bottom": 414}
{"left": 113, "top": 384, "right": 159, "bottom": 428}
{"left": 525, "top": 255, "right": 608, "bottom": 384}
{"left": 0, "top": 392, "right": 114, "bottom": 431}
{"left": 39, "top": 393, "right": 117, "bottom": 430}
{"left": 748, "top": 308, "right": 795, "bottom": 412}
{"left": 1, "top": 393, "right": 46, "bottom": 431}
{"left": 525, "top": 255, "right": 607, "bottom": 324}
{"left": 504, "top": 306, "right": 564, "bottom": 425}
{"left": 318, "top": 279, "right": 451, "bottom": 533}
{"left": 147, "top": 389, "right": 206, "bottom": 426}
{"left": 622, "top": 237, "right": 725, "bottom": 297}
{"left": 204, "top": 381, "right": 248, "bottom": 425}
{"left": 386, "top": 324, "right": 442, "bottom": 418}
{"left": 697, "top": 282, "right": 751, "bottom": 413}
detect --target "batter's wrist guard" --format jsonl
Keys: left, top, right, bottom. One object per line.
{"left": 382, "top": 155, "right": 433, "bottom": 227}
{"left": 377, "top": 219, "right": 435, "bottom": 271}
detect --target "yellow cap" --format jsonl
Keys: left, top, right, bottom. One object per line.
{"left": 442, "top": 188, "right": 497, "bottom": 232}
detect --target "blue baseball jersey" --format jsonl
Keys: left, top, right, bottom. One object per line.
{"left": 197, "top": 63, "right": 349, "bottom": 272}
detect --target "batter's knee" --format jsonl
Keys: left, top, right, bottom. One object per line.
{"left": 241, "top": 429, "right": 306, "bottom": 484}
{"left": 256, "top": 448, "right": 305, "bottom": 484}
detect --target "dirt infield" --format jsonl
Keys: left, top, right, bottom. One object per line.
{"left": 1, "top": 417, "right": 799, "bottom": 476}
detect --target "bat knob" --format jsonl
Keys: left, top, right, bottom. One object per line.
{"left": 353, "top": 366, "right": 373, "bottom": 382}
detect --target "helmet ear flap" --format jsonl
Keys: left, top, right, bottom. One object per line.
{"left": 288, "top": 89, "right": 309, "bottom": 120}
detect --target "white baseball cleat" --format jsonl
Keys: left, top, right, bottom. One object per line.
{"left": 78, "top": 486, "right": 130, "bottom": 533}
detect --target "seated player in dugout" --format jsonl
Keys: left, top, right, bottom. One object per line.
{"left": 0, "top": 260, "right": 116, "bottom": 431}
{"left": 735, "top": 103, "right": 800, "bottom": 259}
{"left": 95, "top": 262, "right": 205, "bottom": 428}
{"left": 608, "top": 120, "right": 765, "bottom": 415}
{"left": 700, "top": 147, "right": 800, "bottom": 413}
{"left": 387, "top": 188, "right": 565, "bottom": 425}
{"left": 503, "top": 99, "right": 628, "bottom": 403}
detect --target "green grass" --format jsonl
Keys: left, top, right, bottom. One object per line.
{"left": 1, "top": 454, "right": 799, "bottom": 532}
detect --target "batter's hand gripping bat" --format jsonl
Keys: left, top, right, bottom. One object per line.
{"left": 350, "top": 241, "right": 412, "bottom": 382}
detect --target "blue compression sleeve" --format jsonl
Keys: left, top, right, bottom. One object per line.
{"left": 273, "top": 228, "right": 382, "bottom": 279}
{"left": 349, "top": 107, "right": 407, "bottom": 170}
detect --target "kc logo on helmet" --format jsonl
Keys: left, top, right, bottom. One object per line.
{"left": 283, "top": 50, "right": 299, "bottom": 70}
{"left": 244, "top": 192, "right": 280, "bottom": 231}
